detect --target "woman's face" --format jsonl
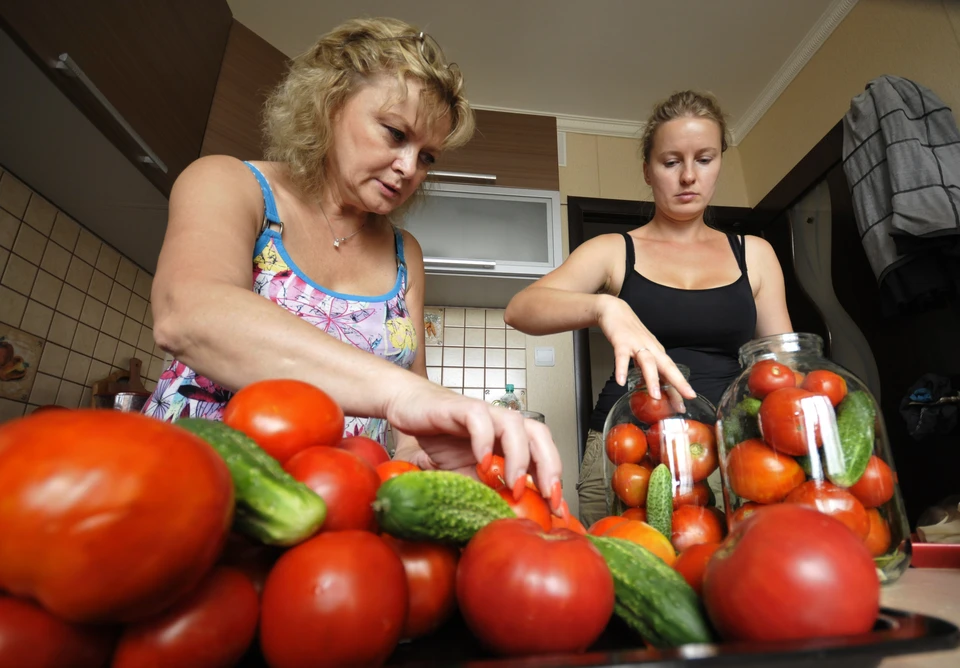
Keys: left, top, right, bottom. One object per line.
{"left": 326, "top": 74, "right": 451, "bottom": 215}
{"left": 643, "top": 117, "right": 723, "bottom": 223}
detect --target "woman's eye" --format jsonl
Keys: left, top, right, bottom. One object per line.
{"left": 386, "top": 126, "right": 405, "bottom": 142}
{"left": 420, "top": 153, "right": 436, "bottom": 166}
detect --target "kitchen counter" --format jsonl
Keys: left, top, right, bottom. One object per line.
{"left": 880, "top": 568, "right": 960, "bottom": 667}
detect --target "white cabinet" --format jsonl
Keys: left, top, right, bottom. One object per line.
{"left": 402, "top": 182, "right": 562, "bottom": 279}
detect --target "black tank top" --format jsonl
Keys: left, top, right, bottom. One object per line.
{"left": 589, "top": 232, "right": 757, "bottom": 431}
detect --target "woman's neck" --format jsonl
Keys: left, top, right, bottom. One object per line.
{"left": 641, "top": 211, "right": 710, "bottom": 242}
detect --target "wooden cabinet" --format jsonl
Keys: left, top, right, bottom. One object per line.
{"left": 433, "top": 109, "right": 560, "bottom": 191}
{"left": 0, "top": 0, "right": 232, "bottom": 196}
{"left": 200, "top": 20, "right": 289, "bottom": 160}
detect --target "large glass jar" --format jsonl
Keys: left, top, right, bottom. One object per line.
{"left": 715, "top": 332, "right": 911, "bottom": 583}
{"left": 601, "top": 366, "right": 725, "bottom": 553}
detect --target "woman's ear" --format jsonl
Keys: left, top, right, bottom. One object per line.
{"left": 642, "top": 161, "right": 651, "bottom": 186}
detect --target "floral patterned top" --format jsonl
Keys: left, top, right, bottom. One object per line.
{"left": 142, "top": 162, "right": 418, "bottom": 445}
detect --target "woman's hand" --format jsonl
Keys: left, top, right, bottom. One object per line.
{"left": 384, "top": 383, "right": 564, "bottom": 513}
{"left": 596, "top": 294, "right": 696, "bottom": 402}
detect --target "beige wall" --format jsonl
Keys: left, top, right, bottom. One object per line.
{"left": 739, "top": 0, "right": 960, "bottom": 205}
{"left": 0, "top": 165, "right": 166, "bottom": 422}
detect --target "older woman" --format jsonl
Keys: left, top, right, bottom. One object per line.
{"left": 142, "top": 17, "right": 562, "bottom": 509}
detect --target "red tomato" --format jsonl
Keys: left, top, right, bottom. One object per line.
{"left": 726, "top": 439, "right": 805, "bottom": 504}
{"left": 551, "top": 501, "right": 588, "bottom": 535}
{"left": 605, "top": 423, "right": 647, "bottom": 465}
{"left": 604, "top": 520, "right": 677, "bottom": 565}
{"left": 747, "top": 360, "right": 796, "bottom": 399}
{"left": 611, "top": 462, "right": 653, "bottom": 508}
{"left": 793, "top": 370, "right": 806, "bottom": 386}
{"left": 648, "top": 418, "right": 718, "bottom": 483}
{"left": 849, "top": 456, "right": 896, "bottom": 508}
{"left": 477, "top": 454, "right": 507, "bottom": 490}
{"left": 457, "top": 519, "right": 614, "bottom": 656}
{"left": 703, "top": 504, "right": 879, "bottom": 642}
{"left": 671, "top": 506, "right": 727, "bottom": 553}
{"left": 382, "top": 535, "right": 459, "bottom": 640}
{"left": 784, "top": 480, "right": 870, "bottom": 540}
{"left": 337, "top": 435, "right": 390, "bottom": 468}
{"left": 729, "top": 502, "right": 764, "bottom": 529}
{"left": 801, "top": 370, "right": 848, "bottom": 407}
{"left": 261, "top": 531, "right": 407, "bottom": 668}
{"left": 376, "top": 459, "right": 420, "bottom": 483}
{"left": 0, "top": 596, "right": 117, "bottom": 668}
{"left": 673, "top": 480, "right": 711, "bottom": 509}
{"left": 0, "top": 410, "right": 233, "bottom": 623}
{"left": 223, "top": 379, "right": 344, "bottom": 464}
{"left": 864, "top": 508, "right": 892, "bottom": 557}
{"left": 113, "top": 567, "right": 259, "bottom": 668}
{"left": 758, "top": 387, "right": 832, "bottom": 456}
{"left": 621, "top": 507, "right": 648, "bottom": 522}
{"left": 497, "top": 487, "right": 552, "bottom": 531}
{"left": 587, "top": 516, "right": 628, "bottom": 536}
{"left": 629, "top": 388, "right": 676, "bottom": 424}
{"left": 284, "top": 446, "right": 381, "bottom": 532}
{"left": 672, "top": 543, "right": 720, "bottom": 596}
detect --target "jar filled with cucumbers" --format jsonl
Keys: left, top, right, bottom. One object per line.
{"left": 600, "top": 365, "right": 726, "bottom": 563}
{"left": 715, "top": 332, "right": 911, "bottom": 583}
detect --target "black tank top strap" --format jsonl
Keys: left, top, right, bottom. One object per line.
{"left": 622, "top": 232, "right": 636, "bottom": 290}
{"left": 727, "top": 234, "right": 748, "bottom": 276}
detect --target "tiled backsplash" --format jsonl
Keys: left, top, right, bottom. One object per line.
{"left": 423, "top": 306, "right": 527, "bottom": 407}
{"left": 0, "top": 165, "right": 166, "bottom": 422}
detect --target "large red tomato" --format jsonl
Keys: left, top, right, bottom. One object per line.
{"left": 337, "top": 435, "right": 390, "bottom": 468}
{"left": 801, "top": 370, "right": 848, "bottom": 407}
{"left": 748, "top": 359, "right": 797, "bottom": 398}
{"left": 260, "top": 531, "right": 407, "bottom": 668}
{"left": 457, "top": 519, "right": 614, "bottom": 656}
{"left": 848, "top": 456, "right": 896, "bottom": 509}
{"left": 703, "top": 504, "right": 879, "bottom": 642}
{"left": 604, "top": 423, "right": 647, "bottom": 465}
{"left": 727, "top": 439, "right": 805, "bottom": 504}
{"left": 758, "top": 387, "right": 832, "bottom": 456}
{"left": 382, "top": 535, "right": 459, "bottom": 640}
{"left": 587, "top": 516, "right": 629, "bottom": 537}
{"left": 283, "top": 446, "right": 380, "bottom": 532}
{"left": 0, "top": 596, "right": 117, "bottom": 668}
{"left": 672, "top": 543, "right": 720, "bottom": 597}
{"left": 629, "top": 388, "right": 676, "bottom": 424}
{"left": 673, "top": 480, "right": 711, "bottom": 509}
{"left": 497, "top": 487, "right": 552, "bottom": 531}
{"left": 647, "top": 418, "right": 717, "bottom": 483}
{"left": 0, "top": 410, "right": 233, "bottom": 623}
{"left": 112, "top": 567, "right": 259, "bottom": 668}
{"left": 784, "top": 480, "right": 870, "bottom": 540}
{"left": 223, "top": 379, "right": 344, "bottom": 464}
{"left": 671, "top": 506, "right": 727, "bottom": 553}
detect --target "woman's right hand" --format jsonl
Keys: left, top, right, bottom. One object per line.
{"left": 596, "top": 294, "right": 695, "bottom": 401}
{"left": 383, "top": 382, "right": 564, "bottom": 513}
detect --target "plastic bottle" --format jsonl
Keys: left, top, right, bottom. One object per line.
{"left": 499, "top": 384, "right": 521, "bottom": 411}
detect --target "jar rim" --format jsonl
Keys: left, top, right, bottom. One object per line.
{"left": 738, "top": 332, "right": 824, "bottom": 365}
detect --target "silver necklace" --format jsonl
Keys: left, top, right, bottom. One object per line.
{"left": 318, "top": 202, "right": 367, "bottom": 249}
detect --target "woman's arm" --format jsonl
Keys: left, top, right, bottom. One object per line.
{"left": 151, "top": 156, "right": 562, "bottom": 500}
{"left": 505, "top": 235, "right": 694, "bottom": 399}
{"left": 745, "top": 235, "right": 794, "bottom": 337}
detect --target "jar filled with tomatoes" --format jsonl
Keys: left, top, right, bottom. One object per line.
{"left": 601, "top": 366, "right": 727, "bottom": 559}
{"left": 715, "top": 332, "right": 911, "bottom": 583}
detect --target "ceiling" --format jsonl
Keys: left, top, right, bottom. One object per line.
{"left": 227, "top": 0, "right": 857, "bottom": 143}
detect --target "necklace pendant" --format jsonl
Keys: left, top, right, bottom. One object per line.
{"left": 333, "top": 238, "right": 341, "bottom": 249}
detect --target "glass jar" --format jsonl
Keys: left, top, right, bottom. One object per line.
{"left": 601, "top": 366, "right": 723, "bottom": 528}
{"left": 715, "top": 332, "right": 911, "bottom": 583}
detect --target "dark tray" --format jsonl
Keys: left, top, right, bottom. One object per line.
{"left": 240, "top": 607, "right": 959, "bottom": 668}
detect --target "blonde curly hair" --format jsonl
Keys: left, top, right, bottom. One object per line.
{"left": 262, "top": 17, "right": 475, "bottom": 198}
{"left": 640, "top": 90, "right": 729, "bottom": 164}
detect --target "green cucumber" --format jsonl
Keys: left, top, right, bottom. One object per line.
{"left": 176, "top": 418, "right": 326, "bottom": 546}
{"left": 646, "top": 464, "right": 673, "bottom": 540}
{"left": 720, "top": 397, "right": 762, "bottom": 452}
{"left": 588, "top": 535, "right": 714, "bottom": 648}
{"left": 373, "top": 470, "right": 515, "bottom": 544}
{"left": 825, "top": 391, "right": 875, "bottom": 487}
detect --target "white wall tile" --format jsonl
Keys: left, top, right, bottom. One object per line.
{"left": 1, "top": 252, "right": 37, "bottom": 295}
{"left": 46, "top": 312, "right": 77, "bottom": 348}
{"left": 0, "top": 172, "right": 31, "bottom": 218}
{"left": 56, "top": 380, "right": 84, "bottom": 408}
{"left": 31, "top": 270, "right": 62, "bottom": 309}
{"left": 0, "top": 210, "right": 20, "bottom": 248}
{"left": 38, "top": 342, "right": 69, "bottom": 376}
{"left": 64, "top": 257, "right": 93, "bottom": 291}
{"left": 28, "top": 372, "right": 60, "bottom": 405}
{"left": 0, "top": 285, "right": 28, "bottom": 327}
{"left": 50, "top": 213, "right": 80, "bottom": 251}
{"left": 40, "top": 241, "right": 71, "bottom": 280}
{"left": 22, "top": 194, "right": 57, "bottom": 235}
{"left": 62, "top": 351, "right": 92, "bottom": 385}
{"left": 20, "top": 300, "right": 53, "bottom": 338}
{"left": 0, "top": 397, "right": 26, "bottom": 423}
{"left": 464, "top": 308, "right": 485, "bottom": 327}
{"left": 444, "top": 307, "right": 464, "bottom": 326}
{"left": 13, "top": 223, "right": 46, "bottom": 264}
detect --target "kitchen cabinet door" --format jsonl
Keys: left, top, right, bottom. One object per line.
{"left": 0, "top": 0, "right": 232, "bottom": 196}
{"left": 432, "top": 110, "right": 560, "bottom": 191}
{"left": 200, "top": 20, "right": 289, "bottom": 161}
{"left": 403, "top": 182, "right": 562, "bottom": 279}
